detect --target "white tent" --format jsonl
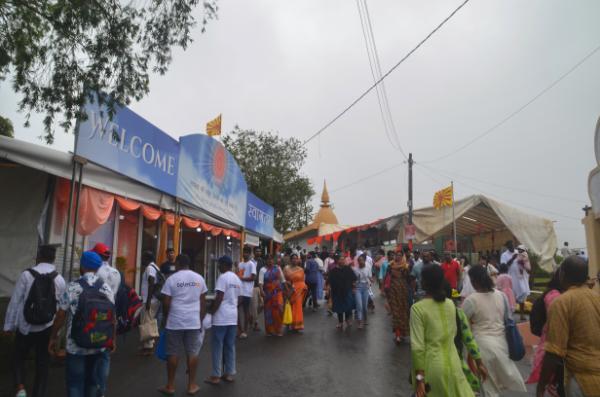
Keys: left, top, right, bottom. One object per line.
{"left": 397, "top": 195, "right": 558, "bottom": 271}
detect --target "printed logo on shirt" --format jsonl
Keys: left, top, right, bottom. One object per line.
{"left": 176, "top": 281, "right": 203, "bottom": 288}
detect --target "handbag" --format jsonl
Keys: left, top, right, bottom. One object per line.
{"left": 139, "top": 312, "right": 159, "bottom": 342}
{"left": 283, "top": 300, "right": 293, "bottom": 325}
{"left": 503, "top": 294, "right": 525, "bottom": 361}
{"left": 154, "top": 330, "right": 167, "bottom": 361}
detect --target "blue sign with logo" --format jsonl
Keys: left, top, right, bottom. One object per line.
{"left": 76, "top": 97, "right": 276, "bottom": 231}
{"left": 76, "top": 100, "right": 179, "bottom": 196}
{"left": 245, "top": 192, "right": 275, "bottom": 237}
{"left": 177, "top": 134, "right": 248, "bottom": 226}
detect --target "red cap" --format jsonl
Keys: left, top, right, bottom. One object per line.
{"left": 92, "top": 243, "right": 111, "bottom": 257}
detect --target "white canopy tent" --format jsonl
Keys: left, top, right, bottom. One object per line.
{"left": 396, "top": 194, "right": 558, "bottom": 271}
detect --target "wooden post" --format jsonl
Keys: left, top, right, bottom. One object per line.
{"left": 157, "top": 215, "right": 168, "bottom": 265}
{"left": 173, "top": 215, "right": 182, "bottom": 255}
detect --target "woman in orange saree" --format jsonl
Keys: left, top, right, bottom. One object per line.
{"left": 284, "top": 253, "right": 307, "bottom": 332}
{"left": 261, "top": 256, "right": 285, "bottom": 336}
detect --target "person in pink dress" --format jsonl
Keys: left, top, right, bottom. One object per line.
{"left": 526, "top": 269, "right": 563, "bottom": 396}
{"left": 495, "top": 263, "right": 516, "bottom": 311}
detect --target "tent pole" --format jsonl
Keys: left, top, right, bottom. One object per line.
{"left": 68, "top": 159, "right": 85, "bottom": 281}
{"left": 452, "top": 181, "right": 457, "bottom": 258}
{"left": 62, "top": 161, "right": 77, "bottom": 277}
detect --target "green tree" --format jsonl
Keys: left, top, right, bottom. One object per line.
{"left": 0, "top": 0, "right": 218, "bottom": 144}
{"left": 223, "top": 126, "right": 315, "bottom": 233}
{"left": 0, "top": 116, "right": 14, "bottom": 138}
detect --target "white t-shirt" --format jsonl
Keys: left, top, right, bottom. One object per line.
{"left": 141, "top": 262, "right": 160, "bottom": 303}
{"left": 213, "top": 271, "right": 242, "bottom": 326}
{"left": 238, "top": 260, "right": 256, "bottom": 297}
{"left": 161, "top": 269, "right": 207, "bottom": 330}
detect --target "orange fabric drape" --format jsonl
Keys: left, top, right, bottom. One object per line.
{"left": 116, "top": 196, "right": 161, "bottom": 221}
{"left": 315, "top": 236, "right": 323, "bottom": 245}
{"left": 210, "top": 227, "right": 223, "bottom": 236}
{"left": 165, "top": 213, "right": 175, "bottom": 226}
{"left": 222, "top": 229, "right": 241, "bottom": 240}
{"left": 77, "top": 187, "right": 115, "bottom": 236}
{"left": 307, "top": 237, "right": 316, "bottom": 245}
{"left": 332, "top": 232, "right": 342, "bottom": 242}
{"left": 182, "top": 216, "right": 201, "bottom": 229}
{"left": 141, "top": 205, "right": 161, "bottom": 221}
{"left": 115, "top": 196, "right": 140, "bottom": 212}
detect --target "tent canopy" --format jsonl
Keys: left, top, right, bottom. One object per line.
{"left": 397, "top": 195, "right": 557, "bottom": 271}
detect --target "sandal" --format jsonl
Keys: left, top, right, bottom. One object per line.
{"left": 157, "top": 387, "right": 175, "bottom": 396}
{"left": 187, "top": 385, "right": 200, "bottom": 395}
{"left": 204, "top": 377, "right": 221, "bottom": 386}
{"left": 222, "top": 375, "right": 235, "bottom": 383}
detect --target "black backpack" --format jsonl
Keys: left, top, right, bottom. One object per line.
{"left": 150, "top": 264, "right": 165, "bottom": 300}
{"left": 71, "top": 279, "right": 116, "bottom": 349}
{"left": 115, "top": 274, "right": 143, "bottom": 335}
{"left": 23, "top": 269, "right": 58, "bottom": 325}
{"left": 529, "top": 295, "right": 547, "bottom": 337}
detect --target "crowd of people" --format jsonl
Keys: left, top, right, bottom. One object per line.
{"left": 3, "top": 240, "right": 600, "bottom": 397}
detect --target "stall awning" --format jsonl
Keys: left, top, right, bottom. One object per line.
{"left": 0, "top": 136, "right": 176, "bottom": 210}
{"left": 394, "top": 195, "right": 558, "bottom": 271}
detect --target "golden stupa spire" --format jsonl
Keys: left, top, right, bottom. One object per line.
{"left": 321, "top": 180, "right": 330, "bottom": 207}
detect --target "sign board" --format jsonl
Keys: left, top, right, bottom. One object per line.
{"left": 177, "top": 134, "right": 248, "bottom": 226}
{"left": 76, "top": 100, "right": 179, "bottom": 196}
{"left": 244, "top": 233, "right": 260, "bottom": 247}
{"left": 245, "top": 192, "right": 275, "bottom": 237}
{"left": 404, "top": 224, "right": 416, "bottom": 242}
{"left": 76, "top": 96, "right": 276, "bottom": 231}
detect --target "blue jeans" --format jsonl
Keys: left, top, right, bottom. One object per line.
{"left": 65, "top": 353, "right": 106, "bottom": 397}
{"left": 96, "top": 351, "right": 110, "bottom": 396}
{"left": 354, "top": 283, "right": 369, "bottom": 322}
{"left": 211, "top": 325, "right": 237, "bottom": 377}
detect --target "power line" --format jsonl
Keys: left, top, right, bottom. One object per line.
{"left": 355, "top": 0, "right": 402, "bottom": 154}
{"left": 359, "top": 0, "right": 407, "bottom": 158}
{"left": 330, "top": 161, "right": 404, "bottom": 193}
{"left": 417, "top": 163, "right": 582, "bottom": 222}
{"left": 421, "top": 43, "right": 600, "bottom": 163}
{"left": 419, "top": 163, "right": 587, "bottom": 204}
{"left": 302, "top": 0, "right": 471, "bottom": 146}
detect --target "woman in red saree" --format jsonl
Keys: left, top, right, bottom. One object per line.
{"left": 261, "top": 256, "right": 285, "bottom": 336}
{"left": 284, "top": 253, "right": 307, "bottom": 332}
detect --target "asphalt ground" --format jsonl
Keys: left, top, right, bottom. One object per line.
{"left": 1, "top": 292, "right": 535, "bottom": 397}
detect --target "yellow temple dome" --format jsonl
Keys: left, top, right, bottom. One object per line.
{"left": 313, "top": 180, "right": 338, "bottom": 225}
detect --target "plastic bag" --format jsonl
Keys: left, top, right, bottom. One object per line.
{"left": 283, "top": 300, "right": 293, "bottom": 325}
{"left": 155, "top": 330, "right": 167, "bottom": 361}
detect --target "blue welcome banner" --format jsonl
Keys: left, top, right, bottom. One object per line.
{"left": 76, "top": 100, "right": 179, "bottom": 196}
{"left": 245, "top": 192, "right": 275, "bottom": 237}
{"left": 76, "top": 98, "right": 275, "bottom": 234}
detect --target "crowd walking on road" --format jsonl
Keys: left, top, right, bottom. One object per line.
{"left": 5, "top": 239, "right": 600, "bottom": 397}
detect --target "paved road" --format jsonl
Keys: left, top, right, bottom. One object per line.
{"left": 2, "top": 293, "right": 535, "bottom": 396}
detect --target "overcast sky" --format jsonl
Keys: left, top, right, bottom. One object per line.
{"left": 2, "top": 0, "right": 599, "bottom": 248}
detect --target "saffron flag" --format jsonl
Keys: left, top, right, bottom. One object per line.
{"left": 206, "top": 114, "right": 222, "bottom": 136}
{"left": 433, "top": 185, "right": 453, "bottom": 209}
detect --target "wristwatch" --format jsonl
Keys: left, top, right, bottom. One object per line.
{"left": 415, "top": 374, "right": 425, "bottom": 383}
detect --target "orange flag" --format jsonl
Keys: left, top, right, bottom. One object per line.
{"left": 433, "top": 185, "right": 453, "bottom": 209}
{"left": 206, "top": 114, "right": 222, "bottom": 137}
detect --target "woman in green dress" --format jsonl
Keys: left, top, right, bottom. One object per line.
{"left": 410, "top": 264, "right": 488, "bottom": 397}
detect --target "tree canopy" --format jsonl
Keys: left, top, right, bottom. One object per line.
{"left": 0, "top": 116, "right": 14, "bottom": 138}
{"left": 223, "top": 127, "right": 315, "bottom": 233}
{"left": 0, "top": 0, "right": 218, "bottom": 143}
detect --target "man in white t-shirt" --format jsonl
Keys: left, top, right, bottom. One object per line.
{"left": 139, "top": 251, "right": 164, "bottom": 354}
{"left": 205, "top": 255, "right": 242, "bottom": 385}
{"left": 158, "top": 254, "right": 207, "bottom": 396}
{"left": 237, "top": 247, "right": 256, "bottom": 339}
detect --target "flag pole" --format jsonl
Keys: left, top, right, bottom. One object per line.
{"left": 452, "top": 181, "right": 457, "bottom": 258}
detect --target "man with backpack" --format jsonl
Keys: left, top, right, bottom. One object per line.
{"left": 48, "top": 251, "right": 116, "bottom": 397}
{"left": 3, "top": 244, "right": 66, "bottom": 397}
{"left": 139, "top": 251, "right": 164, "bottom": 355}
